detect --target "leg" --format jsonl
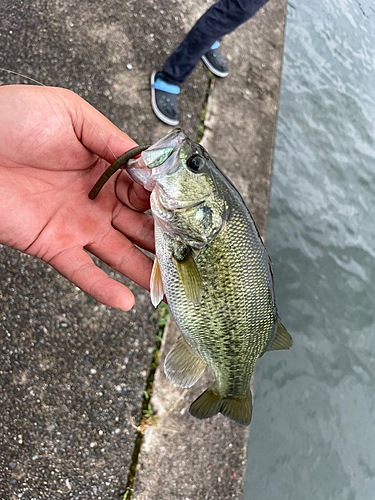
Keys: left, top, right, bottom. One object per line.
{"left": 159, "top": 0, "right": 269, "bottom": 85}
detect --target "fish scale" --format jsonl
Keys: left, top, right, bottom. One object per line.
{"left": 156, "top": 188, "right": 274, "bottom": 396}
{"left": 125, "top": 128, "right": 292, "bottom": 426}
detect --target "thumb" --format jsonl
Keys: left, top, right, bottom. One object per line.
{"left": 66, "top": 90, "right": 138, "bottom": 163}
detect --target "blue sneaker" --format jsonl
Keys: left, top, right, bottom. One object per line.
{"left": 151, "top": 71, "right": 180, "bottom": 126}
{"left": 201, "top": 41, "right": 229, "bottom": 78}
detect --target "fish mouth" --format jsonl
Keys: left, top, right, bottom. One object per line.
{"left": 143, "top": 128, "right": 212, "bottom": 209}
{"left": 127, "top": 128, "right": 211, "bottom": 209}
{"left": 126, "top": 128, "right": 187, "bottom": 191}
{"left": 142, "top": 128, "right": 187, "bottom": 171}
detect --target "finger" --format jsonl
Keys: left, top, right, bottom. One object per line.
{"left": 85, "top": 227, "right": 154, "bottom": 292}
{"left": 112, "top": 204, "right": 155, "bottom": 254}
{"left": 48, "top": 246, "right": 136, "bottom": 310}
{"left": 115, "top": 170, "right": 151, "bottom": 212}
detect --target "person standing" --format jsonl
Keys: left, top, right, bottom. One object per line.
{"left": 151, "top": 0, "right": 269, "bottom": 125}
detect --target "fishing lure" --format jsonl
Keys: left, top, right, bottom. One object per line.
{"left": 88, "top": 144, "right": 150, "bottom": 200}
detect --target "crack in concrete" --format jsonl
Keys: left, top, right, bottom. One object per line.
{"left": 122, "top": 71, "right": 214, "bottom": 499}
{"left": 196, "top": 71, "right": 215, "bottom": 144}
{"left": 121, "top": 303, "right": 170, "bottom": 500}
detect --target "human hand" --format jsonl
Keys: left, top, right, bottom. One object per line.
{"left": 0, "top": 85, "right": 154, "bottom": 311}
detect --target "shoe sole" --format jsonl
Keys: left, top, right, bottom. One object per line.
{"left": 201, "top": 55, "right": 229, "bottom": 78}
{"left": 150, "top": 71, "right": 179, "bottom": 126}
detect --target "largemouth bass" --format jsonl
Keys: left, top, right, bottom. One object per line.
{"left": 90, "top": 128, "right": 292, "bottom": 426}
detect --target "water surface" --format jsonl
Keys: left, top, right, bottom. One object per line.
{"left": 245, "top": 1, "right": 375, "bottom": 498}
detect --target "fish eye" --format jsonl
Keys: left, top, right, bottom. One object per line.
{"left": 186, "top": 154, "right": 205, "bottom": 173}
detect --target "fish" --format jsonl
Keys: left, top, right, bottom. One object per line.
{"left": 90, "top": 128, "right": 292, "bottom": 426}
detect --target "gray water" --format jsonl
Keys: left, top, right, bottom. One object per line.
{"left": 244, "top": 1, "right": 375, "bottom": 499}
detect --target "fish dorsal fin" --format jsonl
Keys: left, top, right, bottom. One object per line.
{"left": 267, "top": 321, "right": 293, "bottom": 351}
{"left": 164, "top": 337, "right": 207, "bottom": 388}
{"left": 173, "top": 249, "right": 202, "bottom": 303}
{"left": 150, "top": 257, "right": 164, "bottom": 307}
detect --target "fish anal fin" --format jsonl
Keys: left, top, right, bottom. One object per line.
{"left": 220, "top": 392, "right": 252, "bottom": 426}
{"left": 173, "top": 250, "right": 202, "bottom": 303}
{"left": 164, "top": 337, "right": 206, "bottom": 388}
{"left": 189, "top": 384, "right": 222, "bottom": 420}
{"left": 150, "top": 257, "right": 164, "bottom": 307}
{"left": 267, "top": 321, "right": 293, "bottom": 352}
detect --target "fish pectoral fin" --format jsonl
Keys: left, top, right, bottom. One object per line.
{"left": 220, "top": 392, "right": 252, "bottom": 426}
{"left": 173, "top": 249, "right": 202, "bottom": 303}
{"left": 164, "top": 337, "right": 206, "bottom": 388}
{"left": 189, "top": 384, "right": 223, "bottom": 420}
{"left": 150, "top": 257, "right": 164, "bottom": 307}
{"left": 267, "top": 321, "right": 293, "bottom": 351}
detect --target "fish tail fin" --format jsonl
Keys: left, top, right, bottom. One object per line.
{"left": 220, "top": 391, "right": 252, "bottom": 426}
{"left": 189, "top": 385, "right": 252, "bottom": 426}
{"left": 189, "top": 384, "right": 223, "bottom": 420}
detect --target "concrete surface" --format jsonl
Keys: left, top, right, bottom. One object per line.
{"left": 0, "top": 248, "right": 156, "bottom": 499}
{"left": 0, "top": 0, "right": 287, "bottom": 498}
{"left": 132, "top": 2, "right": 287, "bottom": 499}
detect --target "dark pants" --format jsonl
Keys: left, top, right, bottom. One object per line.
{"left": 158, "top": 0, "right": 269, "bottom": 86}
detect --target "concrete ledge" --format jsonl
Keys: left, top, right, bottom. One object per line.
{"left": 132, "top": 1, "right": 287, "bottom": 498}
{"left": 133, "top": 320, "right": 249, "bottom": 500}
